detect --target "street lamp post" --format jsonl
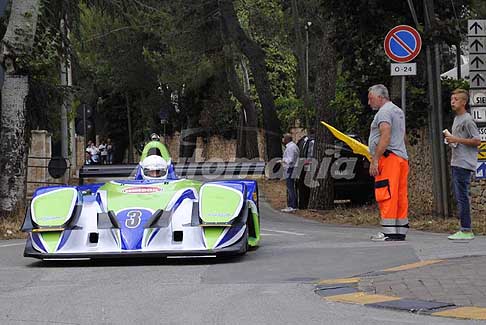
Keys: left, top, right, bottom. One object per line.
{"left": 304, "top": 21, "right": 312, "bottom": 96}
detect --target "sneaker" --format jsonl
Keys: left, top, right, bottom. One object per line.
{"left": 448, "top": 231, "right": 475, "bottom": 240}
{"left": 281, "top": 207, "right": 297, "bottom": 213}
{"left": 370, "top": 232, "right": 390, "bottom": 241}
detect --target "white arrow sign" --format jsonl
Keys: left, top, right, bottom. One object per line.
{"left": 469, "top": 37, "right": 486, "bottom": 54}
{"left": 470, "top": 54, "right": 486, "bottom": 71}
{"left": 470, "top": 72, "right": 486, "bottom": 88}
{"left": 469, "top": 20, "right": 486, "bottom": 36}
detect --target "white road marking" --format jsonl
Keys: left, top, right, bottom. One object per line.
{"left": 261, "top": 228, "right": 306, "bottom": 236}
{"left": 260, "top": 233, "right": 280, "bottom": 236}
{"left": 0, "top": 243, "right": 24, "bottom": 248}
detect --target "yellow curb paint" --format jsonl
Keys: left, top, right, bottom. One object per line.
{"left": 325, "top": 292, "right": 400, "bottom": 305}
{"left": 382, "top": 259, "right": 443, "bottom": 272}
{"left": 317, "top": 277, "right": 360, "bottom": 285}
{"left": 433, "top": 307, "right": 486, "bottom": 320}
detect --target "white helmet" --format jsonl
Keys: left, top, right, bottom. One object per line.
{"left": 141, "top": 155, "right": 168, "bottom": 180}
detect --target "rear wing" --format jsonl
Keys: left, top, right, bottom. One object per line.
{"left": 78, "top": 161, "right": 266, "bottom": 184}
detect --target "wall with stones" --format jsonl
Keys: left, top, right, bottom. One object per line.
{"left": 406, "top": 128, "right": 434, "bottom": 216}
{"left": 471, "top": 179, "right": 486, "bottom": 217}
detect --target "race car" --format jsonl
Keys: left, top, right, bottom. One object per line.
{"left": 22, "top": 139, "right": 260, "bottom": 260}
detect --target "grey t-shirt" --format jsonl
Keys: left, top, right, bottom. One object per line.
{"left": 368, "top": 101, "right": 408, "bottom": 160}
{"left": 451, "top": 112, "right": 480, "bottom": 171}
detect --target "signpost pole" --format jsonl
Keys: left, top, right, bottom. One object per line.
{"left": 401, "top": 76, "right": 406, "bottom": 117}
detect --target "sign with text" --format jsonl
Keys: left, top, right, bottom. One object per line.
{"left": 470, "top": 89, "right": 486, "bottom": 106}
{"left": 390, "top": 63, "right": 417, "bottom": 76}
{"left": 471, "top": 107, "right": 486, "bottom": 123}
{"left": 479, "top": 126, "right": 486, "bottom": 141}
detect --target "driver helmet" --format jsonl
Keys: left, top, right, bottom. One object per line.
{"left": 150, "top": 133, "right": 161, "bottom": 141}
{"left": 141, "top": 155, "right": 168, "bottom": 180}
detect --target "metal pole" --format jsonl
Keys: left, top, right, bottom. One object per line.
{"left": 83, "top": 103, "right": 87, "bottom": 164}
{"left": 424, "top": 0, "right": 444, "bottom": 217}
{"left": 435, "top": 43, "right": 451, "bottom": 217}
{"left": 305, "top": 25, "right": 309, "bottom": 96}
{"left": 456, "top": 44, "right": 461, "bottom": 80}
{"left": 401, "top": 76, "right": 406, "bottom": 117}
{"left": 60, "top": 20, "right": 69, "bottom": 160}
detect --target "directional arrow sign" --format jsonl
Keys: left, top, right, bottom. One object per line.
{"left": 469, "top": 20, "right": 486, "bottom": 36}
{"left": 470, "top": 54, "right": 486, "bottom": 71}
{"left": 469, "top": 37, "right": 486, "bottom": 54}
{"left": 471, "top": 107, "right": 486, "bottom": 122}
{"left": 478, "top": 142, "right": 486, "bottom": 160}
{"left": 476, "top": 161, "right": 486, "bottom": 179}
{"left": 471, "top": 73, "right": 486, "bottom": 88}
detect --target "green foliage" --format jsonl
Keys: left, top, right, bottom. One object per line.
{"left": 275, "top": 97, "right": 313, "bottom": 132}
{"left": 329, "top": 73, "right": 362, "bottom": 134}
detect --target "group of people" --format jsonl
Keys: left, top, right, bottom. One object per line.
{"left": 280, "top": 84, "right": 481, "bottom": 241}
{"left": 85, "top": 138, "right": 114, "bottom": 165}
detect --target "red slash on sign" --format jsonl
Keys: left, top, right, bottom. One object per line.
{"left": 384, "top": 25, "right": 422, "bottom": 63}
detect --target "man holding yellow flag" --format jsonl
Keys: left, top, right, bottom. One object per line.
{"left": 367, "top": 84, "right": 409, "bottom": 241}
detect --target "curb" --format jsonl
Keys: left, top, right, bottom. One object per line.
{"left": 315, "top": 259, "right": 486, "bottom": 320}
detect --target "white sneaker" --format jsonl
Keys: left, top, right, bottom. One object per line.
{"left": 370, "top": 232, "right": 390, "bottom": 241}
{"left": 281, "top": 207, "right": 297, "bottom": 213}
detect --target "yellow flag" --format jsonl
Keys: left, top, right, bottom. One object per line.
{"left": 321, "top": 121, "right": 371, "bottom": 161}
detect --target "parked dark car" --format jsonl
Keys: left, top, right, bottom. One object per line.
{"left": 297, "top": 134, "right": 374, "bottom": 206}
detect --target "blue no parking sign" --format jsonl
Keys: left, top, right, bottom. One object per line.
{"left": 384, "top": 25, "right": 422, "bottom": 63}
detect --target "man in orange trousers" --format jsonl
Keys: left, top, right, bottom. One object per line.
{"left": 367, "top": 84, "right": 409, "bottom": 241}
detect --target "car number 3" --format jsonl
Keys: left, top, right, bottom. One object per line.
{"left": 125, "top": 210, "right": 142, "bottom": 228}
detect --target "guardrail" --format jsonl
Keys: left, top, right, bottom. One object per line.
{"left": 78, "top": 161, "right": 266, "bottom": 184}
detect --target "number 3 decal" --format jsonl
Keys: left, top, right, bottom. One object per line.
{"left": 125, "top": 210, "right": 142, "bottom": 228}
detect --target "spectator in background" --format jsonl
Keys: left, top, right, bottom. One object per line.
{"left": 280, "top": 133, "right": 300, "bottom": 213}
{"left": 445, "top": 89, "right": 481, "bottom": 240}
{"left": 99, "top": 139, "right": 108, "bottom": 164}
{"left": 86, "top": 140, "right": 100, "bottom": 164}
{"left": 84, "top": 150, "right": 91, "bottom": 165}
{"left": 106, "top": 138, "right": 114, "bottom": 164}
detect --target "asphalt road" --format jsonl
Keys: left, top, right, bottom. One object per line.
{"left": 0, "top": 200, "right": 476, "bottom": 325}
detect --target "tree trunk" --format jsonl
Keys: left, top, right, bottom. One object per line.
{"left": 224, "top": 55, "right": 259, "bottom": 159}
{"left": 291, "top": 0, "right": 306, "bottom": 99}
{"left": 308, "top": 20, "right": 337, "bottom": 210}
{"left": 125, "top": 93, "right": 133, "bottom": 164}
{"left": 0, "top": 0, "right": 41, "bottom": 216}
{"left": 218, "top": 0, "right": 281, "bottom": 160}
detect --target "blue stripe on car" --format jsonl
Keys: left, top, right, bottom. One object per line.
{"left": 31, "top": 233, "right": 46, "bottom": 252}
{"left": 216, "top": 225, "right": 243, "bottom": 248}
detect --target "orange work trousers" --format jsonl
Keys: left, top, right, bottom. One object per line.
{"left": 374, "top": 152, "right": 409, "bottom": 236}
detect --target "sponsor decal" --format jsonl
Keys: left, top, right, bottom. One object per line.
{"left": 122, "top": 186, "right": 161, "bottom": 194}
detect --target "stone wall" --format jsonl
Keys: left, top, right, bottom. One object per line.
{"left": 406, "top": 128, "right": 434, "bottom": 216}
{"left": 471, "top": 178, "right": 486, "bottom": 217}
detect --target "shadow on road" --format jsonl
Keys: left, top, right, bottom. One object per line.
{"left": 25, "top": 255, "right": 248, "bottom": 268}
